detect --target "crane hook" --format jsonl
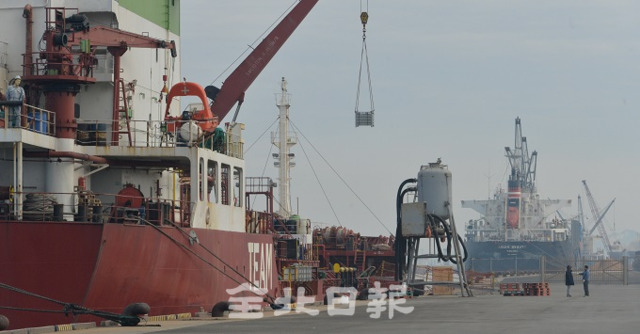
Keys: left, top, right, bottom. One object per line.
{"left": 360, "top": 11, "right": 368, "bottom": 27}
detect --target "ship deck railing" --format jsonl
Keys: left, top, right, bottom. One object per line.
{"left": 0, "top": 190, "right": 194, "bottom": 227}
{"left": 76, "top": 119, "right": 244, "bottom": 158}
{"left": 22, "top": 50, "right": 98, "bottom": 81}
{"left": 2, "top": 190, "right": 274, "bottom": 235}
{"left": 1, "top": 109, "right": 243, "bottom": 159}
{"left": 0, "top": 102, "right": 57, "bottom": 136}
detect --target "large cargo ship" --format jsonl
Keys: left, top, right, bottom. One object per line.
{"left": 461, "top": 118, "right": 581, "bottom": 273}
{"left": 0, "top": 1, "right": 397, "bottom": 330}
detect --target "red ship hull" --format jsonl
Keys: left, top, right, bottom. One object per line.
{"left": 0, "top": 221, "right": 278, "bottom": 330}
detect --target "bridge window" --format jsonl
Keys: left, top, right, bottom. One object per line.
{"left": 208, "top": 160, "right": 218, "bottom": 203}
{"left": 221, "top": 164, "right": 230, "bottom": 205}
{"left": 233, "top": 167, "right": 243, "bottom": 207}
{"left": 199, "top": 158, "right": 205, "bottom": 201}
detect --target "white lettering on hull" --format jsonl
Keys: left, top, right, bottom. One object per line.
{"left": 248, "top": 242, "right": 273, "bottom": 291}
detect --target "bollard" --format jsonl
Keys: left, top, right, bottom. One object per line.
{"left": 76, "top": 204, "right": 87, "bottom": 222}
{"left": 92, "top": 205, "right": 102, "bottom": 223}
{"left": 53, "top": 203, "right": 64, "bottom": 221}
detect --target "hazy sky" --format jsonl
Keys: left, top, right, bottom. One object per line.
{"left": 181, "top": 0, "right": 639, "bottom": 243}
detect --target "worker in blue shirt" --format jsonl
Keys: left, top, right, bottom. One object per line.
{"left": 6, "top": 76, "right": 25, "bottom": 128}
{"left": 578, "top": 265, "right": 590, "bottom": 296}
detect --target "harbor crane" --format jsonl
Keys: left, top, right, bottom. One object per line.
{"left": 504, "top": 117, "right": 537, "bottom": 193}
{"left": 582, "top": 180, "right": 616, "bottom": 255}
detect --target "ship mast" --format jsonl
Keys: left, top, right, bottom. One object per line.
{"left": 272, "top": 77, "right": 297, "bottom": 218}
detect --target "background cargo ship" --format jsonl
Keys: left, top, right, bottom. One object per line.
{"left": 0, "top": 0, "right": 398, "bottom": 330}
{"left": 461, "top": 118, "right": 581, "bottom": 273}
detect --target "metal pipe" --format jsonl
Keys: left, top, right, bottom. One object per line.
{"left": 25, "top": 150, "right": 108, "bottom": 164}
{"left": 44, "top": 87, "right": 78, "bottom": 139}
{"left": 15, "top": 142, "right": 23, "bottom": 220}
{"left": 23, "top": 4, "right": 33, "bottom": 77}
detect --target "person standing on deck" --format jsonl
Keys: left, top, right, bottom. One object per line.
{"left": 6, "top": 76, "right": 25, "bottom": 128}
{"left": 578, "top": 265, "right": 590, "bottom": 296}
{"left": 565, "top": 265, "right": 575, "bottom": 297}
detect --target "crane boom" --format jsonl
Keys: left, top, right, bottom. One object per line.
{"left": 210, "top": 0, "right": 319, "bottom": 122}
{"left": 582, "top": 180, "right": 613, "bottom": 254}
{"left": 577, "top": 195, "right": 584, "bottom": 229}
{"left": 65, "top": 25, "right": 177, "bottom": 54}
{"left": 588, "top": 198, "right": 616, "bottom": 236}
{"left": 165, "top": 0, "right": 319, "bottom": 132}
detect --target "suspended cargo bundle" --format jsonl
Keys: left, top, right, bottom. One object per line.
{"left": 355, "top": 1, "right": 375, "bottom": 127}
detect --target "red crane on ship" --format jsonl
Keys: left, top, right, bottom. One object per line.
{"left": 163, "top": 0, "right": 319, "bottom": 135}
{"left": 21, "top": 5, "right": 177, "bottom": 144}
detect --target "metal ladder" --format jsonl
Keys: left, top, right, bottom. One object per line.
{"left": 354, "top": 249, "right": 367, "bottom": 272}
{"left": 114, "top": 78, "right": 132, "bottom": 146}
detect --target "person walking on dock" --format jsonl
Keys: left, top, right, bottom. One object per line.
{"left": 579, "top": 265, "right": 590, "bottom": 296}
{"left": 565, "top": 265, "right": 574, "bottom": 297}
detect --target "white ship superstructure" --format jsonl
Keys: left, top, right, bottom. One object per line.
{"left": 461, "top": 118, "right": 577, "bottom": 272}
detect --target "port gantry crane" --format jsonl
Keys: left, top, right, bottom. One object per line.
{"left": 504, "top": 117, "right": 538, "bottom": 193}
{"left": 582, "top": 180, "right": 616, "bottom": 256}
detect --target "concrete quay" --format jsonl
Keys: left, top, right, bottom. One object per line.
{"left": 3, "top": 282, "right": 639, "bottom": 334}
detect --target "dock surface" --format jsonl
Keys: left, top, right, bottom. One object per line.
{"left": 3, "top": 282, "right": 639, "bottom": 334}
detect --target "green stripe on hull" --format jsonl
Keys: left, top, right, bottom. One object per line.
{"left": 118, "top": 0, "right": 180, "bottom": 34}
